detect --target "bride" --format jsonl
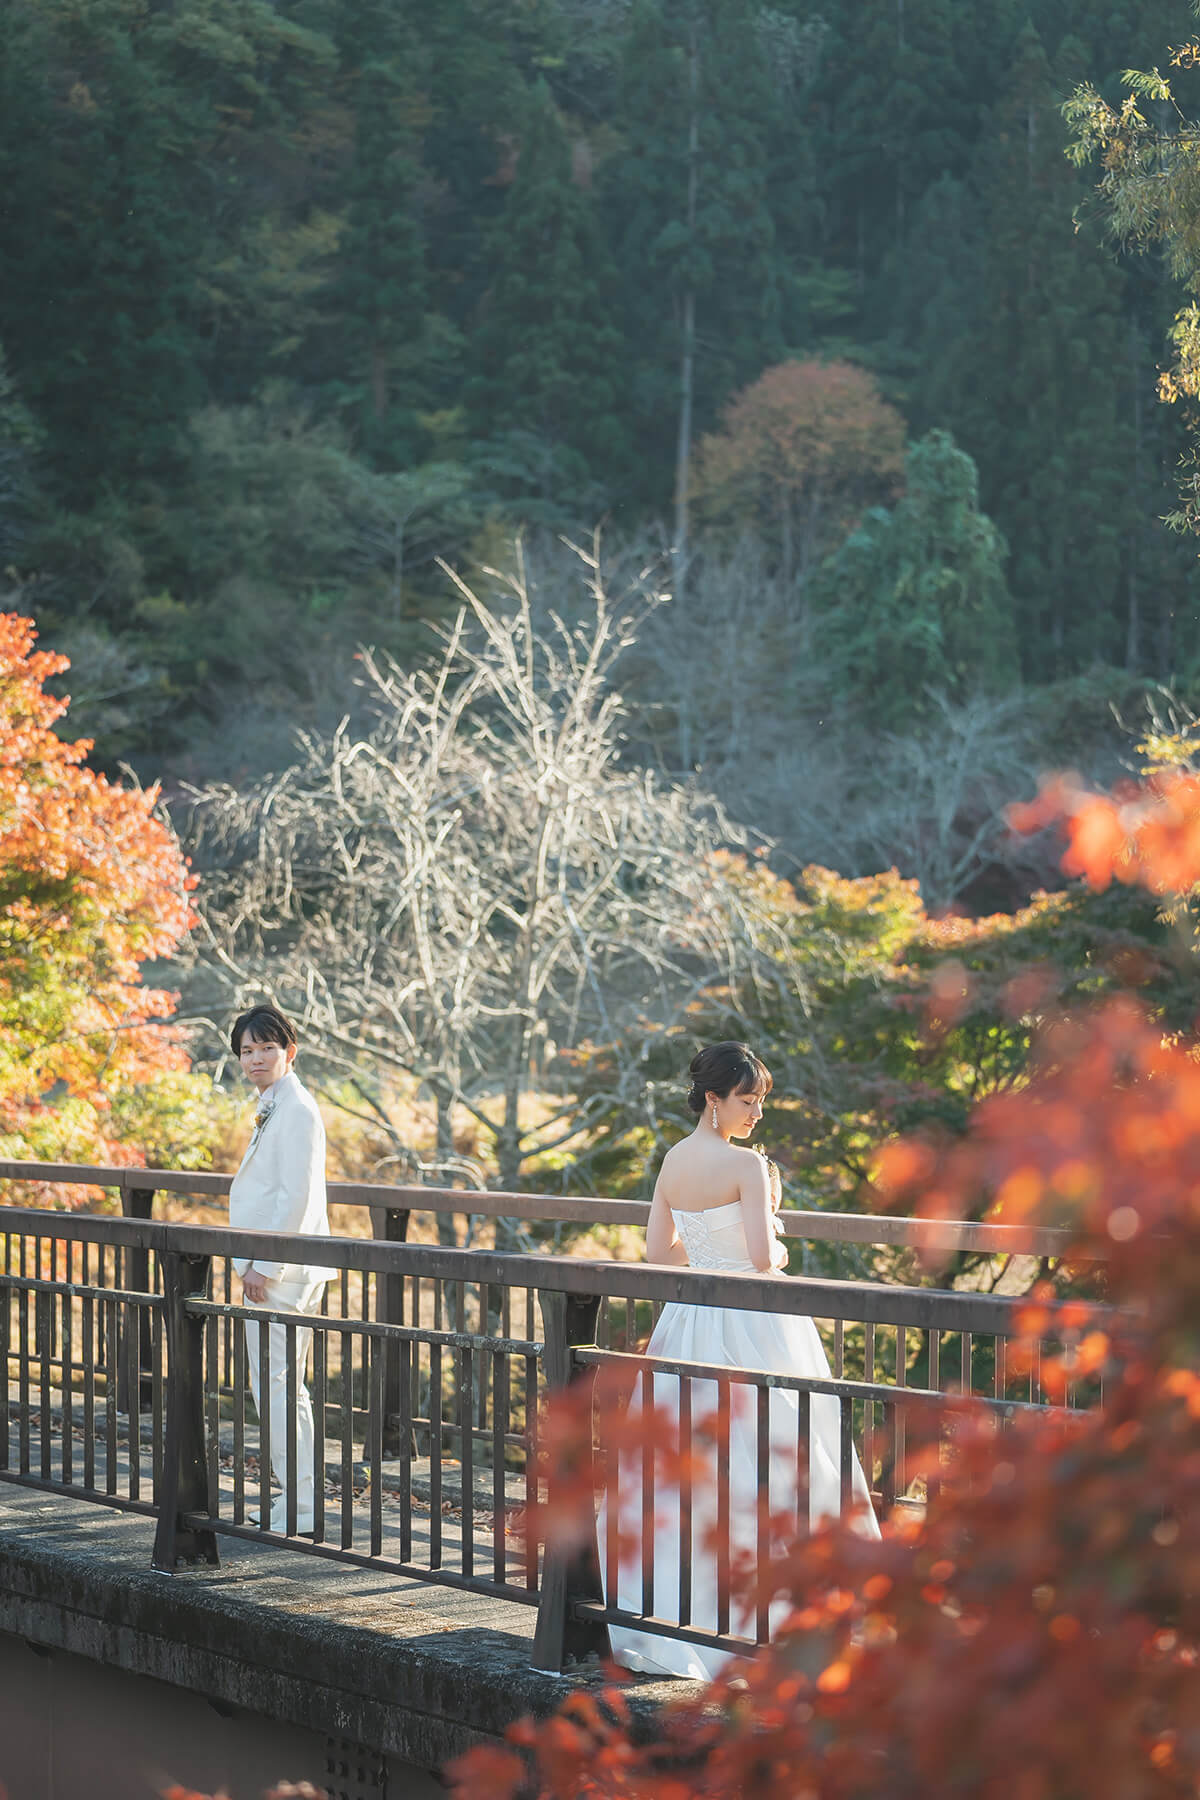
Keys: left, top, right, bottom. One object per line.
{"left": 601, "top": 1041, "right": 879, "bottom": 1681}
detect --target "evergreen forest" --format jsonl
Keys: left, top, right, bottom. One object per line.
{"left": 3, "top": 0, "right": 1199, "bottom": 803}
{"left": 9, "top": 0, "right": 1200, "bottom": 1198}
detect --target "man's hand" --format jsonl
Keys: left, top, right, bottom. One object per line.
{"left": 242, "top": 1267, "right": 269, "bottom": 1305}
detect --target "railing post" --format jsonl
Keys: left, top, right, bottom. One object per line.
{"left": 118, "top": 1183, "right": 156, "bottom": 1411}
{"left": 531, "top": 1287, "right": 609, "bottom": 1673}
{"left": 152, "top": 1249, "right": 219, "bottom": 1570}
{"left": 370, "top": 1204, "right": 410, "bottom": 1457}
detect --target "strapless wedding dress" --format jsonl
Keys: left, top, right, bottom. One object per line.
{"left": 601, "top": 1198, "right": 879, "bottom": 1681}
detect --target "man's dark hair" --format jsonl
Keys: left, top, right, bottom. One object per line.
{"left": 230, "top": 1004, "right": 298, "bottom": 1057}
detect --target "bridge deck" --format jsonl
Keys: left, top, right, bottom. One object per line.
{"left": 0, "top": 1477, "right": 688, "bottom": 1783}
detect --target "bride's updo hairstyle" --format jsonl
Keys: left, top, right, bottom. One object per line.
{"left": 686, "top": 1041, "right": 772, "bottom": 1114}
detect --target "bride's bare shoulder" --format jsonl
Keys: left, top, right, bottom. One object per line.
{"left": 730, "top": 1143, "right": 770, "bottom": 1177}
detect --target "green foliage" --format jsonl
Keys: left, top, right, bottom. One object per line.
{"left": 327, "top": 0, "right": 431, "bottom": 464}
{"left": 677, "top": 857, "right": 1200, "bottom": 1272}
{"left": 2, "top": 0, "right": 1200, "bottom": 762}
{"left": 603, "top": 0, "right": 782, "bottom": 500}
{"left": 467, "top": 81, "right": 629, "bottom": 508}
{"left": 816, "top": 429, "right": 1017, "bottom": 726}
{"left": 106, "top": 1068, "right": 241, "bottom": 1172}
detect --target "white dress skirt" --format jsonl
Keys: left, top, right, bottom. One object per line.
{"left": 599, "top": 1199, "right": 879, "bottom": 1681}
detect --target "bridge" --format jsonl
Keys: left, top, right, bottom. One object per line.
{"left": 0, "top": 1161, "right": 1099, "bottom": 1798}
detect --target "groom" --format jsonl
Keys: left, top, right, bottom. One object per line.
{"left": 228, "top": 1003, "right": 332, "bottom": 1535}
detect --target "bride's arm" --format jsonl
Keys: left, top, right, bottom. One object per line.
{"left": 738, "top": 1154, "right": 778, "bottom": 1272}
{"left": 645, "top": 1179, "right": 687, "bottom": 1264}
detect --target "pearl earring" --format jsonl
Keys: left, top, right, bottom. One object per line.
{"left": 711, "top": 1102, "right": 718, "bottom": 1131}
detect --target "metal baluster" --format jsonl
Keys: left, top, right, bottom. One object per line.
{"left": 833, "top": 1318, "right": 844, "bottom": 1378}
{"left": 358, "top": 1273, "right": 371, "bottom": 1425}
{"left": 928, "top": 1327, "right": 940, "bottom": 1393}
{"left": 223, "top": 1258, "right": 234, "bottom": 1392}
{"left": 429, "top": 1342, "right": 443, "bottom": 1570}
{"left": 926, "top": 1410, "right": 942, "bottom": 1509}
{"left": 678, "top": 1374, "right": 692, "bottom": 1629}
{"left": 285, "top": 1320, "right": 299, "bottom": 1537}
{"left": 606, "top": 1416, "right": 620, "bottom": 1630}
{"left": 796, "top": 1389, "right": 811, "bottom": 1532}
{"left": 524, "top": 1351, "right": 539, "bottom": 1590}
{"left": 0, "top": 1284, "right": 10, "bottom": 1473}
{"left": 961, "top": 1331, "right": 973, "bottom": 1395}
{"left": 38, "top": 1284, "right": 52, "bottom": 1482}
{"left": 368, "top": 1333, "right": 383, "bottom": 1557}
{"left": 17, "top": 1285, "right": 30, "bottom": 1474}
{"left": 105, "top": 1298, "right": 119, "bottom": 1495}
{"left": 398, "top": 1338, "right": 413, "bottom": 1565}
{"left": 340, "top": 1327, "right": 354, "bottom": 1549}
{"left": 410, "top": 1301, "right": 422, "bottom": 1449}
{"left": 82, "top": 1294, "right": 95, "bottom": 1490}
{"left": 864, "top": 1323, "right": 876, "bottom": 1495}
{"left": 477, "top": 1285, "right": 491, "bottom": 1434}
{"left": 459, "top": 1343, "right": 474, "bottom": 1577}
{"left": 312, "top": 1328, "right": 326, "bottom": 1544}
{"left": 640, "top": 1371, "right": 655, "bottom": 1625}
{"left": 840, "top": 1394, "right": 855, "bottom": 1514}
{"left": 127, "top": 1299, "right": 142, "bottom": 1501}
{"left": 880, "top": 1399, "right": 896, "bottom": 1513}
{"left": 233, "top": 1322, "right": 247, "bottom": 1523}
{"left": 716, "top": 1376, "right": 731, "bottom": 1638}
{"left": 205, "top": 1313, "right": 219, "bottom": 1515}
{"left": 492, "top": 1347, "right": 507, "bottom": 1585}
{"left": 151, "top": 1306, "right": 164, "bottom": 1496}
{"left": 755, "top": 1382, "right": 771, "bottom": 1644}
{"left": 895, "top": 1325, "right": 907, "bottom": 1495}
{"left": 257, "top": 1315, "right": 272, "bottom": 1529}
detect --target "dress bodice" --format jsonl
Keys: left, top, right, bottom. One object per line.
{"left": 670, "top": 1200, "right": 786, "bottom": 1273}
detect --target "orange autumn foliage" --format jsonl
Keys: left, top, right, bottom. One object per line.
{"left": 448, "top": 774, "right": 1200, "bottom": 1800}
{"left": 0, "top": 612, "right": 194, "bottom": 1184}
{"left": 1010, "top": 770, "right": 1200, "bottom": 896}
{"left": 691, "top": 359, "right": 905, "bottom": 581}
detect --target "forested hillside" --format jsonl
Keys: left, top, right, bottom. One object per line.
{"left": 1, "top": 0, "right": 1197, "bottom": 820}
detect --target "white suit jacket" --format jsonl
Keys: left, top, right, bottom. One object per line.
{"left": 229, "top": 1070, "right": 334, "bottom": 1296}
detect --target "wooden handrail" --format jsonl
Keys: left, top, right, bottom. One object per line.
{"left": 0, "top": 1204, "right": 1102, "bottom": 1333}
{"left": 0, "top": 1156, "right": 1089, "bottom": 1259}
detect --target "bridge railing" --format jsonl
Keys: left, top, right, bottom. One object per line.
{"left": 0, "top": 1155, "right": 1090, "bottom": 1261}
{"left": 0, "top": 1167, "right": 1107, "bottom": 1673}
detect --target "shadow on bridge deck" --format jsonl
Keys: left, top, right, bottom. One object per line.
{"left": 0, "top": 1482, "right": 690, "bottom": 1798}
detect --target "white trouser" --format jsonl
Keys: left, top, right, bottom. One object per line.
{"left": 244, "top": 1278, "right": 324, "bottom": 1519}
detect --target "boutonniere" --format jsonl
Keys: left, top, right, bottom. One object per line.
{"left": 250, "top": 1099, "right": 277, "bottom": 1144}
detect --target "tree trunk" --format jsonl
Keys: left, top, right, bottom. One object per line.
{"left": 672, "top": 20, "right": 700, "bottom": 600}
{"left": 370, "top": 336, "right": 388, "bottom": 422}
{"left": 431, "top": 1083, "right": 460, "bottom": 1250}
{"left": 1126, "top": 319, "right": 1143, "bottom": 672}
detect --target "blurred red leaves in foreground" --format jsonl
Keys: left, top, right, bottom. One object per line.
{"left": 1010, "top": 770, "right": 1200, "bottom": 896}
{"left": 449, "top": 775, "right": 1200, "bottom": 1800}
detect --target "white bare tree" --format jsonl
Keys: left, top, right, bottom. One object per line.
{"left": 180, "top": 540, "right": 807, "bottom": 1223}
